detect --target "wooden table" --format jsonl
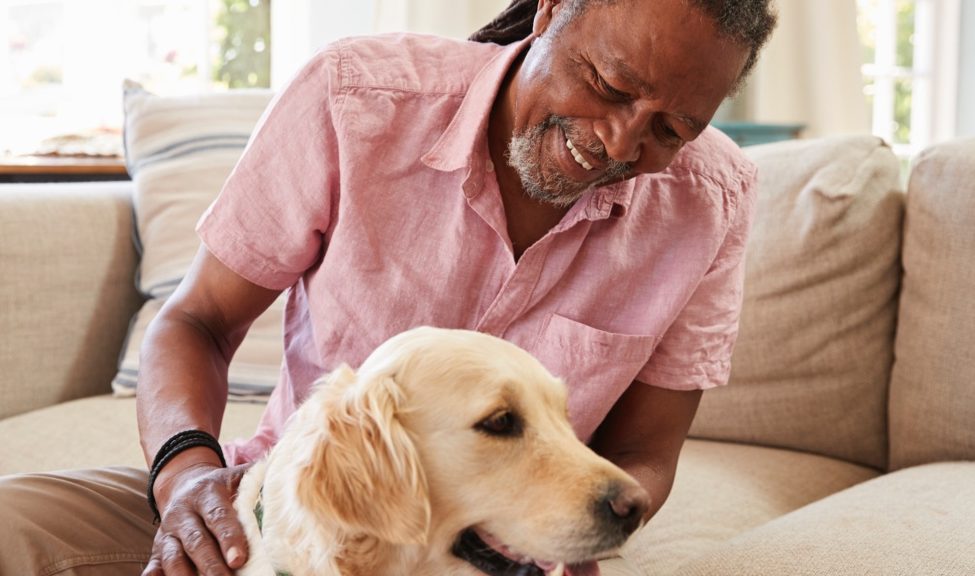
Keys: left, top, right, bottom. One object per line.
{"left": 0, "top": 155, "right": 130, "bottom": 183}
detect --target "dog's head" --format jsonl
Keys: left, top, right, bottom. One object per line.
{"left": 290, "top": 326, "right": 649, "bottom": 575}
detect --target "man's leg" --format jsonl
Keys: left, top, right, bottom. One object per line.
{"left": 0, "top": 467, "right": 155, "bottom": 576}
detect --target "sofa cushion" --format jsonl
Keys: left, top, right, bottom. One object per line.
{"left": 114, "top": 82, "right": 284, "bottom": 399}
{"left": 889, "top": 137, "right": 975, "bottom": 469}
{"left": 0, "top": 183, "right": 143, "bottom": 420}
{"left": 674, "top": 462, "right": 975, "bottom": 576}
{"left": 689, "top": 135, "right": 904, "bottom": 470}
{"left": 0, "top": 395, "right": 265, "bottom": 476}
{"left": 621, "top": 438, "right": 879, "bottom": 574}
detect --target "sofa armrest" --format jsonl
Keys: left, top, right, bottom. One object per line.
{"left": 0, "top": 181, "right": 144, "bottom": 419}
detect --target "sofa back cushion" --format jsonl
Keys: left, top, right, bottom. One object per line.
{"left": 689, "top": 135, "right": 904, "bottom": 470}
{"left": 112, "top": 82, "right": 283, "bottom": 400}
{"left": 889, "top": 137, "right": 975, "bottom": 469}
{"left": 0, "top": 183, "right": 143, "bottom": 419}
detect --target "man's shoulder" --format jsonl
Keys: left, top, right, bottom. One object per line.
{"left": 326, "top": 33, "right": 504, "bottom": 95}
{"left": 663, "top": 126, "right": 757, "bottom": 193}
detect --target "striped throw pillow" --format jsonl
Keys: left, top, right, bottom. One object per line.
{"left": 112, "top": 81, "right": 282, "bottom": 401}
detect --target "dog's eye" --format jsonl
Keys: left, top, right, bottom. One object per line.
{"left": 476, "top": 410, "right": 522, "bottom": 437}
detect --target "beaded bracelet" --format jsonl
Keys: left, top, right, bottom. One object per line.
{"left": 146, "top": 429, "right": 227, "bottom": 523}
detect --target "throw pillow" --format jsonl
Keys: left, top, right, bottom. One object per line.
{"left": 113, "top": 80, "right": 282, "bottom": 400}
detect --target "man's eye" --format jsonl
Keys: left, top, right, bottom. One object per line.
{"left": 592, "top": 69, "right": 630, "bottom": 101}
{"left": 654, "top": 117, "right": 683, "bottom": 145}
{"left": 476, "top": 410, "right": 522, "bottom": 437}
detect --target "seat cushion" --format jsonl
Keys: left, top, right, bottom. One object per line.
{"left": 0, "top": 395, "right": 264, "bottom": 476}
{"left": 675, "top": 462, "right": 975, "bottom": 576}
{"left": 621, "top": 438, "right": 879, "bottom": 574}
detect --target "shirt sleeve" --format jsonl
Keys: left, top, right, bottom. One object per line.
{"left": 637, "top": 162, "right": 759, "bottom": 391}
{"left": 196, "top": 45, "right": 346, "bottom": 291}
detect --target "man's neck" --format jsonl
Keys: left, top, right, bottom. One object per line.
{"left": 487, "top": 47, "right": 525, "bottom": 203}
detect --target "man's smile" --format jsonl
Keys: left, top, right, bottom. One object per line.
{"left": 566, "top": 137, "right": 594, "bottom": 171}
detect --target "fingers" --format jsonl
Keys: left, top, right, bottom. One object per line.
{"left": 173, "top": 515, "right": 234, "bottom": 576}
{"left": 147, "top": 464, "right": 252, "bottom": 575}
{"left": 140, "top": 555, "right": 164, "bottom": 576}
{"left": 142, "top": 530, "right": 196, "bottom": 576}
{"left": 199, "top": 478, "right": 249, "bottom": 570}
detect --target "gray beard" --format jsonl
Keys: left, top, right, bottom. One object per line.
{"left": 506, "top": 115, "right": 630, "bottom": 208}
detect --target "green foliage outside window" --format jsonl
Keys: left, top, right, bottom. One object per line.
{"left": 856, "top": 0, "right": 916, "bottom": 145}
{"left": 213, "top": 0, "right": 271, "bottom": 89}
{"left": 892, "top": 1, "right": 914, "bottom": 144}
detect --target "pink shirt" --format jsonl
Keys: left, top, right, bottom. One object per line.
{"left": 198, "top": 34, "right": 757, "bottom": 465}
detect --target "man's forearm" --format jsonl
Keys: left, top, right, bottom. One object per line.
{"left": 590, "top": 384, "right": 702, "bottom": 522}
{"left": 135, "top": 305, "right": 241, "bottom": 514}
{"left": 611, "top": 452, "right": 679, "bottom": 521}
{"left": 136, "top": 308, "right": 234, "bottom": 467}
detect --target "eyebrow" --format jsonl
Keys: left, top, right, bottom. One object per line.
{"left": 603, "top": 57, "right": 707, "bottom": 134}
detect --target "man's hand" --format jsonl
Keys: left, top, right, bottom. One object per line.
{"left": 141, "top": 462, "right": 253, "bottom": 576}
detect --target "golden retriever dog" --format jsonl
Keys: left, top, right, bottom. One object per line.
{"left": 234, "top": 326, "right": 649, "bottom": 576}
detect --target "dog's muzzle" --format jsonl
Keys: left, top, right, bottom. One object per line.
{"left": 451, "top": 528, "right": 600, "bottom": 576}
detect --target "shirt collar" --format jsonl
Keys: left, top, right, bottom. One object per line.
{"left": 420, "top": 38, "right": 531, "bottom": 173}
{"left": 576, "top": 178, "right": 634, "bottom": 222}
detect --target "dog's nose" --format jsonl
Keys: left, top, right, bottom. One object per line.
{"left": 600, "top": 482, "right": 651, "bottom": 537}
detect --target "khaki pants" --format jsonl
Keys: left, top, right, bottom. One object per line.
{"left": 0, "top": 467, "right": 154, "bottom": 576}
{"left": 0, "top": 467, "right": 643, "bottom": 576}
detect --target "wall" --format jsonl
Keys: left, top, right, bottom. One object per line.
{"left": 270, "top": 1, "right": 376, "bottom": 88}
{"left": 380, "top": 0, "right": 510, "bottom": 40}
{"left": 271, "top": 0, "right": 510, "bottom": 89}
{"left": 958, "top": 0, "right": 975, "bottom": 137}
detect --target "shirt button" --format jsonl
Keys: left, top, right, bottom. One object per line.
{"left": 486, "top": 160, "right": 494, "bottom": 172}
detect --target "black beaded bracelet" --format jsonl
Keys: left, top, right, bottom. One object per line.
{"left": 146, "top": 429, "right": 227, "bottom": 523}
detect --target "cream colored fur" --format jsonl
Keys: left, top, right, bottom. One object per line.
{"left": 233, "top": 326, "right": 644, "bottom": 576}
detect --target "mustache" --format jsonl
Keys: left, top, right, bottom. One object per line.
{"left": 548, "top": 115, "right": 631, "bottom": 178}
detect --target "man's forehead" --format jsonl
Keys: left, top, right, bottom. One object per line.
{"left": 606, "top": 56, "right": 708, "bottom": 130}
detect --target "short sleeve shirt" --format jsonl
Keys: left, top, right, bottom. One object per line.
{"left": 197, "top": 33, "right": 758, "bottom": 465}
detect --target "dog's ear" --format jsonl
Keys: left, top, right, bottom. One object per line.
{"left": 297, "top": 365, "right": 431, "bottom": 545}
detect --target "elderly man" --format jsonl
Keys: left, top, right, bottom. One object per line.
{"left": 0, "top": 0, "right": 775, "bottom": 574}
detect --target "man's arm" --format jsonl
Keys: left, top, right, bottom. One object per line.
{"left": 137, "top": 245, "right": 281, "bottom": 575}
{"left": 589, "top": 382, "right": 702, "bottom": 521}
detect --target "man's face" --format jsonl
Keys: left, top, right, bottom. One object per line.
{"left": 504, "top": 0, "right": 750, "bottom": 206}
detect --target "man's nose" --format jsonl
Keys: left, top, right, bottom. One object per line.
{"left": 592, "top": 107, "right": 652, "bottom": 165}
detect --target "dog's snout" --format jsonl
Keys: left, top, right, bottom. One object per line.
{"left": 599, "top": 482, "right": 650, "bottom": 537}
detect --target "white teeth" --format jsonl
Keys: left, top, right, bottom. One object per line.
{"left": 565, "top": 138, "right": 594, "bottom": 171}
{"left": 547, "top": 562, "right": 565, "bottom": 576}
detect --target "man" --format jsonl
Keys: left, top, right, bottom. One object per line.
{"left": 0, "top": 0, "right": 775, "bottom": 574}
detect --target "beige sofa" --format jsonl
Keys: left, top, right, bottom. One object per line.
{"left": 1, "top": 134, "right": 973, "bottom": 575}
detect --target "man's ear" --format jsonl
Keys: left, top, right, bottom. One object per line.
{"left": 296, "top": 366, "right": 431, "bottom": 545}
{"left": 533, "top": 0, "right": 565, "bottom": 36}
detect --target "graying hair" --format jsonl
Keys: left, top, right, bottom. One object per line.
{"left": 470, "top": 0, "right": 778, "bottom": 87}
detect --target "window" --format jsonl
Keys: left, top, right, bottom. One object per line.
{"left": 0, "top": 0, "right": 269, "bottom": 157}
{"left": 857, "top": 0, "right": 960, "bottom": 157}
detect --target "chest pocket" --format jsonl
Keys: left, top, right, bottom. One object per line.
{"left": 528, "top": 313, "right": 660, "bottom": 442}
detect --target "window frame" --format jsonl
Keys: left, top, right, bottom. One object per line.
{"left": 859, "top": 0, "right": 961, "bottom": 157}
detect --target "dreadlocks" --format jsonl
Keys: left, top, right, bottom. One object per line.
{"left": 469, "top": 0, "right": 777, "bottom": 83}
{"left": 468, "top": 0, "right": 539, "bottom": 45}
